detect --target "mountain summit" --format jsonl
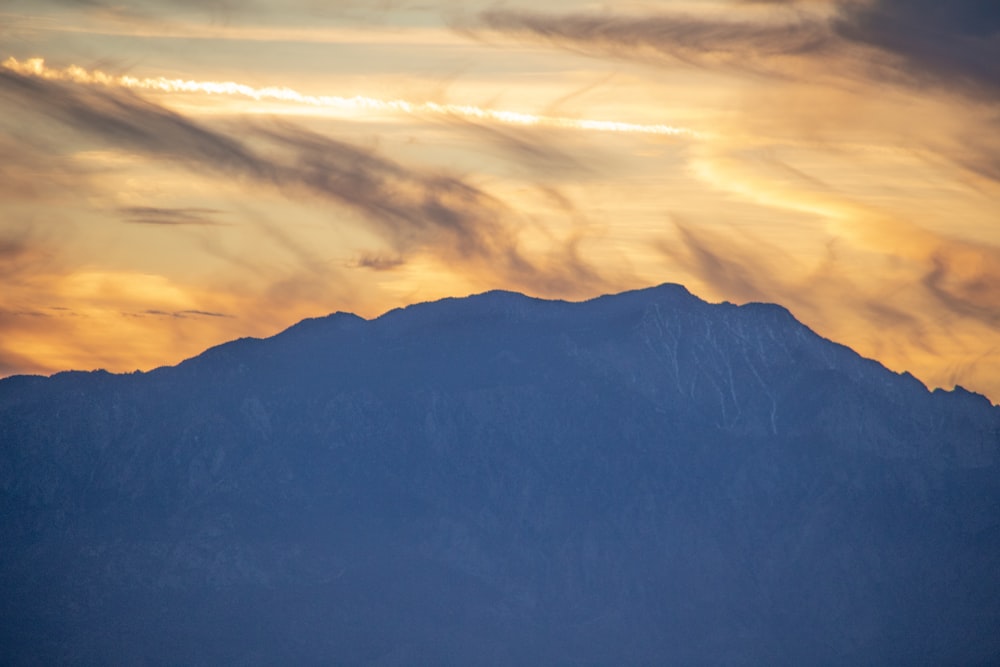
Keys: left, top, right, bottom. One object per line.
{"left": 2, "top": 284, "right": 999, "bottom": 665}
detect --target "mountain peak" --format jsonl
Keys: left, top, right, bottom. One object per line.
{"left": 2, "top": 283, "right": 998, "bottom": 665}
{"left": 278, "top": 310, "right": 367, "bottom": 336}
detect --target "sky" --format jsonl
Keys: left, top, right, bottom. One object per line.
{"left": 1, "top": 0, "right": 999, "bottom": 402}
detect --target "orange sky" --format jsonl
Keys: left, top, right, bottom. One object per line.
{"left": 2, "top": 0, "right": 999, "bottom": 402}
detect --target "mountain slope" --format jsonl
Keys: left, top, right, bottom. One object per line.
{"left": 2, "top": 284, "right": 999, "bottom": 665}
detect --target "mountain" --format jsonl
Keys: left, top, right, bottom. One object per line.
{"left": 1, "top": 283, "right": 999, "bottom": 666}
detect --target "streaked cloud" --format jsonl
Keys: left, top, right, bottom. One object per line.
{"left": 0, "top": 59, "right": 614, "bottom": 298}
{"left": 141, "top": 308, "right": 233, "bottom": 318}
{"left": 658, "top": 220, "right": 1000, "bottom": 398}
{"left": 119, "top": 206, "right": 227, "bottom": 225}
{"left": 1, "top": 0, "right": 997, "bottom": 403}
{"left": 354, "top": 253, "right": 406, "bottom": 271}
{"left": 3, "top": 58, "right": 695, "bottom": 137}
{"left": 477, "top": 8, "right": 840, "bottom": 69}
{"left": 476, "top": 1, "right": 1000, "bottom": 102}
{"left": 0, "top": 132, "right": 94, "bottom": 200}
{"left": 469, "top": 0, "right": 1000, "bottom": 401}
{"left": 833, "top": 0, "right": 1000, "bottom": 98}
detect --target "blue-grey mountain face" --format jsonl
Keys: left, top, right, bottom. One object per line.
{"left": 2, "top": 284, "right": 999, "bottom": 666}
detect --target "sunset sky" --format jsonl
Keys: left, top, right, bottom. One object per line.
{"left": 2, "top": 0, "right": 999, "bottom": 402}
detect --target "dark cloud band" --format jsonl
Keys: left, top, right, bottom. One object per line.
{"left": 477, "top": 1, "right": 1000, "bottom": 99}
{"left": 0, "top": 66, "right": 608, "bottom": 296}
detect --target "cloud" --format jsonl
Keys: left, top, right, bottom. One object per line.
{"left": 254, "top": 123, "right": 610, "bottom": 295}
{"left": 473, "top": 2, "right": 1000, "bottom": 197}
{"left": 504, "top": 0, "right": 1000, "bottom": 403}
{"left": 141, "top": 308, "right": 233, "bottom": 318}
{"left": 0, "top": 228, "right": 56, "bottom": 286}
{"left": 0, "top": 267, "right": 275, "bottom": 378}
{"left": 0, "top": 65, "right": 276, "bottom": 179}
{"left": 475, "top": 1, "right": 1000, "bottom": 100}
{"left": 833, "top": 0, "right": 1000, "bottom": 98}
{"left": 0, "top": 133, "right": 93, "bottom": 201}
{"left": 0, "top": 234, "right": 34, "bottom": 277}
{"left": 657, "top": 219, "right": 1000, "bottom": 401}
{"left": 663, "top": 223, "right": 769, "bottom": 304}
{"left": 10, "top": 0, "right": 250, "bottom": 24}
{"left": 355, "top": 253, "right": 406, "bottom": 271}
{"left": 441, "top": 116, "right": 592, "bottom": 179}
{"left": 0, "top": 346, "right": 52, "bottom": 377}
{"left": 679, "top": 132, "right": 1000, "bottom": 323}
{"left": 476, "top": 8, "right": 840, "bottom": 76}
{"left": 254, "top": 121, "right": 514, "bottom": 261}
{"left": 119, "top": 206, "right": 227, "bottom": 225}
{"left": 922, "top": 248, "right": 1000, "bottom": 327}
{"left": 0, "top": 64, "right": 613, "bottom": 297}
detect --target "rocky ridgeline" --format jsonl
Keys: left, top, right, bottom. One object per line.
{"left": 1, "top": 284, "right": 998, "bottom": 665}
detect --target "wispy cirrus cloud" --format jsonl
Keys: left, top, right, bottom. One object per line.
{"left": 3, "top": 0, "right": 996, "bottom": 405}
{"left": 833, "top": 0, "right": 1000, "bottom": 99}
{"left": 141, "top": 308, "right": 233, "bottom": 318}
{"left": 0, "top": 132, "right": 95, "bottom": 200}
{"left": 0, "top": 64, "right": 276, "bottom": 178}
{"left": 658, "top": 219, "right": 1000, "bottom": 399}
{"left": 922, "top": 248, "right": 1000, "bottom": 328}
{"left": 474, "top": 6, "right": 846, "bottom": 85}
{"left": 2, "top": 57, "right": 694, "bottom": 138}
{"left": 119, "top": 206, "right": 227, "bottom": 225}
{"left": 0, "top": 55, "right": 621, "bottom": 377}
{"left": 354, "top": 252, "right": 406, "bottom": 271}
{"left": 477, "top": 8, "right": 839, "bottom": 71}
{"left": 473, "top": 0, "right": 1000, "bottom": 401}
{"left": 0, "top": 62, "right": 613, "bottom": 296}
{"left": 475, "top": 1, "right": 1000, "bottom": 100}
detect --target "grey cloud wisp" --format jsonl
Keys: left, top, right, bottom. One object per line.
{"left": 477, "top": 0, "right": 1000, "bottom": 99}
{"left": 0, "top": 66, "right": 608, "bottom": 296}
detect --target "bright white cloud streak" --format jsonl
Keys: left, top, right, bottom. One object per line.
{"left": 3, "top": 57, "right": 697, "bottom": 137}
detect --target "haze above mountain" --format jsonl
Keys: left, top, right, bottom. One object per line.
{"left": 2, "top": 284, "right": 999, "bottom": 666}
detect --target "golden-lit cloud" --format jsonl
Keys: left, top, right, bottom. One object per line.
{"left": 0, "top": 58, "right": 624, "bottom": 377}
{"left": 475, "top": 2, "right": 1000, "bottom": 100}
{"left": 2, "top": 58, "right": 696, "bottom": 138}
{"left": 659, "top": 219, "right": 1000, "bottom": 403}
{"left": 1, "top": 0, "right": 998, "bottom": 405}
{"left": 469, "top": 0, "right": 1000, "bottom": 402}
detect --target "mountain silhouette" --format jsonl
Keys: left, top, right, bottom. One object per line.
{"left": 2, "top": 284, "right": 999, "bottom": 665}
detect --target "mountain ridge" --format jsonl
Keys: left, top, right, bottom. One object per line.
{"left": 4, "top": 283, "right": 993, "bottom": 410}
{"left": 1, "top": 282, "right": 999, "bottom": 665}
